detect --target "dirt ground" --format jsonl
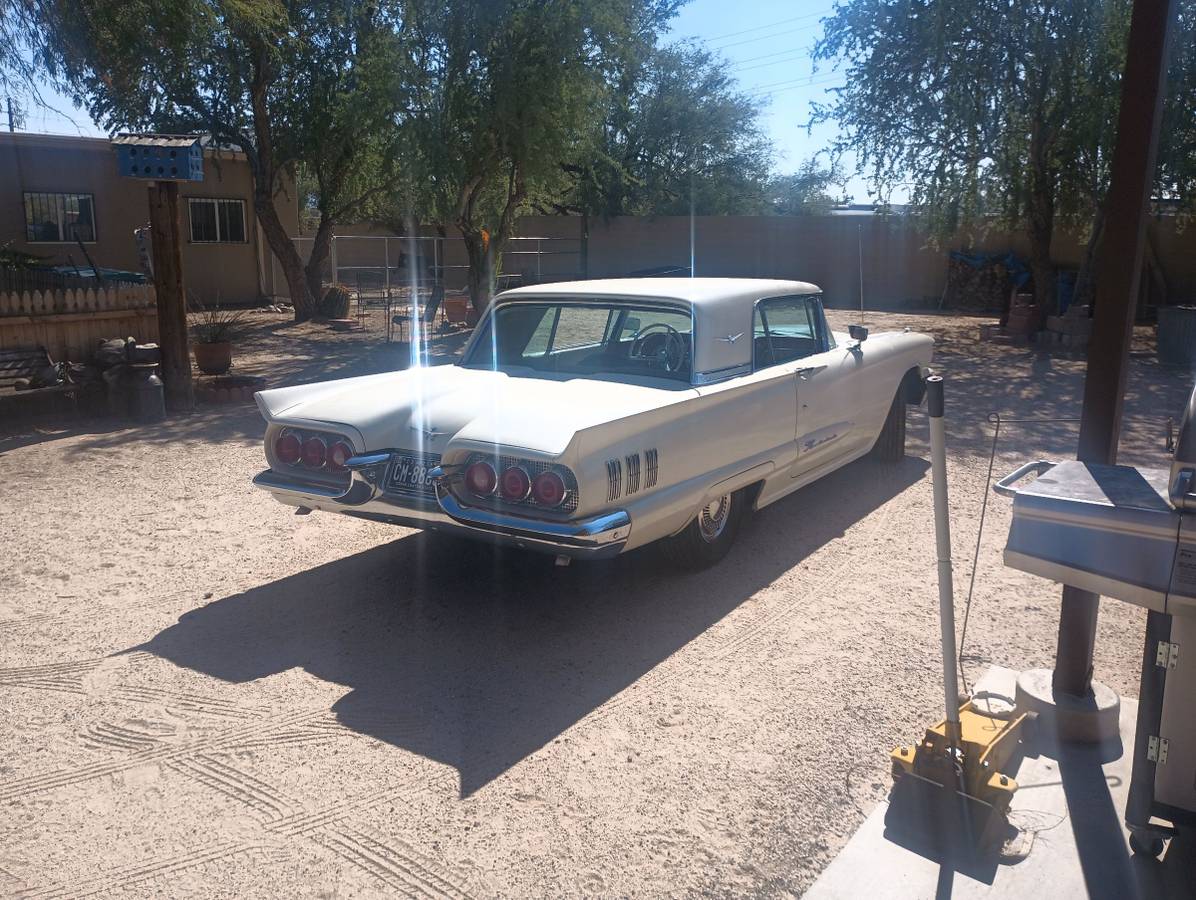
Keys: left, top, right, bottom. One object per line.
{"left": 0, "top": 307, "right": 1188, "bottom": 897}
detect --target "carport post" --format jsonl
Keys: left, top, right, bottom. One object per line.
{"left": 1054, "top": 0, "right": 1177, "bottom": 698}
{"left": 147, "top": 181, "right": 194, "bottom": 412}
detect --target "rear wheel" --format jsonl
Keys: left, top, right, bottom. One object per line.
{"left": 662, "top": 489, "right": 746, "bottom": 569}
{"left": 869, "top": 388, "right": 907, "bottom": 462}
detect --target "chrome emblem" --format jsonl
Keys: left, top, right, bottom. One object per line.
{"left": 716, "top": 332, "right": 744, "bottom": 344}
{"left": 409, "top": 422, "right": 447, "bottom": 439}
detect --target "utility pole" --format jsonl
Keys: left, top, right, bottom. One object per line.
{"left": 6, "top": 97, "right": 15, "bottom": 132}
{"left": 1054, "top": 0, "right": 1177, "bottom": 698}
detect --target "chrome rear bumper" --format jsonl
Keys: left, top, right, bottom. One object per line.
{"left": 252, "top": 460, "right": 630, "bottom": 559}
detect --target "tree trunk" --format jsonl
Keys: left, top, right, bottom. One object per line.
{"left": 305, "top": 215, "right": 336, "bottom": 309}
{"left": 256, "top": 193, "right": 315, "bottom": 320}
{"left": 1073, "top": 208, "right": 1106, "bottom": 311}
{"left": 580, "top": 212, "right": 590, "bottom": 278}
{"left": 462, "top": 232, "right": 494, "bottom": 315}
{"left": 247, "top": 48, "right": 316, "bottom": 321}
{"left": 1026, "top": 127, "right": 1058, "bottom": 315}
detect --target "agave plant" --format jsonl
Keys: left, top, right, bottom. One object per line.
{"left": 191, "top": 303, "right": 249, "bottom": 344}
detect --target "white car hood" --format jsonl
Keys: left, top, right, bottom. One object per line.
{"left": 255, "top": 364, "right": 697, "bottom": 457}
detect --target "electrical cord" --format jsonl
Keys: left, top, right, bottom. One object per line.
{"left": 956, "top": 413, "right": 1081, "bottom": 697}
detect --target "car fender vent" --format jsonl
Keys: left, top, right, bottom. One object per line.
{"left": 625, "top": 453, "right": 641, "bottom": 495}
{"left": 606, "top": 458, "right": 622, "bottom": 501}
{"left": 644, "top": 448, "right": 659, "bottom": 489}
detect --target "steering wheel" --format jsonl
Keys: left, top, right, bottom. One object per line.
{"left": 630, "top": 322, "right": 688, "bottom": 373}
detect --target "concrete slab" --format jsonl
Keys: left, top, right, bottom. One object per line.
{"left": 805, "top": 668, "right": 1196, "bottom": 900}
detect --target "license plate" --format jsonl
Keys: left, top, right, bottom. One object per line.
{"left": 387, "top": 454, "right": 439, "bottom": 495}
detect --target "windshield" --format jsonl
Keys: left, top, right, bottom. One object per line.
{"left": 463, "top": 301, "right": 694, "bottom": 383}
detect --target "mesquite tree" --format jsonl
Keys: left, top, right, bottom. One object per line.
{"left": 810, "top": 0, "right": 1192, "bottom": 311}
{"left": 35, "top": 0, "right": 405, "bottom": 320}
{"left": 390, "top": 0, "right": 680, "bottom": 314}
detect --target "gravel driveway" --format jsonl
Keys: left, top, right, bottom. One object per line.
{"left": 0, "top": 309, "right": 1184, "bottom": 897}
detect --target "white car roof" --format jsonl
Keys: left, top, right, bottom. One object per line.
{"left": 493, "top": 278, "right": 824, "bottom": 380}
{"left": 497, "top": 277, "right": 821, "bottom": 308}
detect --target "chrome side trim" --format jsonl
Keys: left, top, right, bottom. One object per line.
{"left": 692, "top": 363, "right": 751, "bottom": 385}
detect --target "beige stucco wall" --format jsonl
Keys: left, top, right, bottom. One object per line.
{"left": 0, "top": 133, "right": 299, "bottom": 304}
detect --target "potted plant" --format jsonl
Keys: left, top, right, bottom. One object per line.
{"left": 191, "top": 305, "right": 247, "bottom": 375}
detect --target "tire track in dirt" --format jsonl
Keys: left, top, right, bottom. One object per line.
{"left": 710, "top": 482, "right": 902, "bottom": 661}
{"left": 110, "top": 685, "right": 271, "bottom": 720}
{"left": 15, "top": 838, "right": 270, "bottom": 899}
{"left": 0, "top": 709, "right": 322, "bottom": 802}
{"left": 81, "top": 722, "right": 165, "bottom": 753}
{"left": 0, "top": 589, "right": 198, "bottom": 634}
{"left": 167, "top": 754, "right": 299, "bottom": 824}
{"left": 312, "top": 825, "right": 472, "bottom": 899}
{"left": 572, "top": 484, "right": 903, "bottom": 732}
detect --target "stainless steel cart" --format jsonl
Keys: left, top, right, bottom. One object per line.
{"left": 996, "top": 385, "right": 1196, "bottom": 856}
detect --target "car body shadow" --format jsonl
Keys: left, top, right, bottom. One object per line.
{"left": 134, "top": 456, "right": 929, "bottom": 796}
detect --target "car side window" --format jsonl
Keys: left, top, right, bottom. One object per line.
{"left": 754, "top": 296, "right": 823, "bottom": 369}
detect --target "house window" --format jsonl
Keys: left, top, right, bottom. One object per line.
{"left": 24, "top": 192, "right": 96, "bottom": 243}
{"left": 188, "top": 198, "right": 246, "bottom": 243}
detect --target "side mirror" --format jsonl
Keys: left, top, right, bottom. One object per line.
{"left": 849, "top": 324, "right": 869, "bottom": 342}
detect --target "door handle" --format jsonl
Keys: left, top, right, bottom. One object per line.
{"left": 797, "top": 365, "right": 827, "bottom": 379}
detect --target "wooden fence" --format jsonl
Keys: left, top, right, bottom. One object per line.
{"left": 0, "top": 284, "right": 159, "bottom": 363}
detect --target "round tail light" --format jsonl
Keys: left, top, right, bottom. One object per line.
{"left": 464, "top": 461, "right": 497, "bottom": 496}
{"left": 499, "top": 466, "right": 531, "bottom": 501}
{"left": 328, "top": 440, "right": 354, "bottom": 473}
{"left": 275, "top": 431, "right": 302, "bottom": 465}
{"left": 301, "top": 436, "right": 327, "bottom": 468}
{"left": 532, "top": 471, "right": 567, "bottom": 507}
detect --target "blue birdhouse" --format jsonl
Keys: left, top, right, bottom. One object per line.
{"left": 112, "top": 134, "right": 204, "bottom": 182}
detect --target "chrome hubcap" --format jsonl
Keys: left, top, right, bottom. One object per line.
{"left": 698, "top": 494, "right": 732, "bottom": 543}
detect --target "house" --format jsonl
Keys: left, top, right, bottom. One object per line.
{"left": 0, "top": 131, "right": 298, "bottom": 304}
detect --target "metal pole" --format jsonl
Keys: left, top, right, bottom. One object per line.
{"left": 1054, "top": 0, "right": 1177, "bottom": 698}
{"left": 689, "top": 172, "right": 696, "bottom": 277}
{"left": 927, "top": 376, "right": 961, "bottom": 742}
{"left": 858, "top": 223, "right": 865, "bottom": 323}
{"left": 329, "top": 234, "right": 339, "bottom": 286}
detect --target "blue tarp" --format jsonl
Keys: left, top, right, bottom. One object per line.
{"left": 949, "top": 250, "right": 1031, "bottom": 289}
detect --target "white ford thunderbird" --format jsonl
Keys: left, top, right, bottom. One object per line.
{"left": 253, "top": 278, "right": 933, "bottom": 566}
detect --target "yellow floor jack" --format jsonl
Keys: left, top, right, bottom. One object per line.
{"left": 887, "top": 377, "right": 1033, "bottom": 850}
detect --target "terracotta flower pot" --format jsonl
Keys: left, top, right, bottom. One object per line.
{"left": 193, "top": 341, "right": 233, "bottom": 375}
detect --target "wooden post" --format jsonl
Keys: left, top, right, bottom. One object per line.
{"left": 147, "top": 181, "right": 195, "bottom": 412}
{"left": 1053, "top": 0, "right": 1176, "bottom": 697}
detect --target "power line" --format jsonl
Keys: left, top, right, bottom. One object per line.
{"left": 698, "top": 7, "right": 833, "bottom": 45}
{"left": 709, "top": 21, "right": 826, "bottom": 52}
{"left": 729, "top": 44, "right": 820, "bottom": 68}
{"left": 748, "top": 74, "right": 844, "bottom": 98}
{"left": 734, "top": 49, "right": 817, "bottom": 74}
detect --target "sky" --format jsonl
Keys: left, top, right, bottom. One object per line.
{"left": 17, "top": 0, "right": 869, "bottom": 201}
{"left": 663, "top": 0, "right": 866, "bottom": 197}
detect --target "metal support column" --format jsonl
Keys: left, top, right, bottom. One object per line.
{"left": 1054, "top": 0, "right": 1178, "bottom": 698}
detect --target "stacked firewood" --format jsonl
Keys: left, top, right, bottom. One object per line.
{"left": 943, "top": 256, "right": 1014, "bottom": 311}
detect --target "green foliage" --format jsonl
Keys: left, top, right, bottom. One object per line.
{"left": 766, "top": 160, "right": 847, "bottom": 216}
{"left": 386, "top": 0, "right": 683, "bottom": 309}
{"left": 812, "top": 0, "right": 1196, "bottom": 308}
{"left": 34, "top": 0, "right": 408, "bottom": 319}
{"left": 563, "top": 42, "right": 772, "bottom": 218}
{"left": 319, "top": 283, "right": 353, "bottom": 319}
